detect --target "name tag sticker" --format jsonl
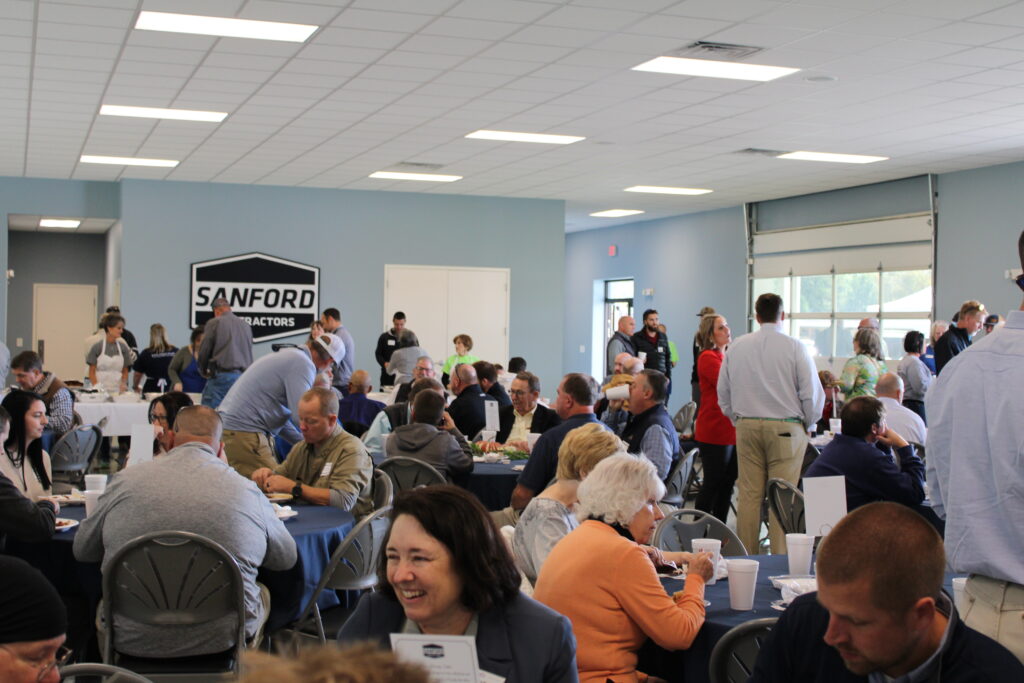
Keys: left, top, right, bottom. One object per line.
{"left": 320, "top": 463, "right": 333, "bottom": 478}
{"left": 387, "top": 339, "right": 396, "bottom": 346}
{"left": 658, "top": 347, "right": 665, "bottom": 353}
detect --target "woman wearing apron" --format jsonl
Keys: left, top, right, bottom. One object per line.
{"left": 86, "top": 314, "right": 132, "bottom": 394}
{"left": 168, "top": 325, "right": 207, "bottom": 394}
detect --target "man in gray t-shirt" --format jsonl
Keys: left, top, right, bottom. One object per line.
{"left": 198, "top": 298, "right": 254, "bottom": 408}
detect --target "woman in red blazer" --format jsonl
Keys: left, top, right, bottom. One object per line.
{"left": 693, "top": 313, "right": 737, "bottom": 523}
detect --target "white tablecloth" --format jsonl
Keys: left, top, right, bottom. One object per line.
{"left": 75, "top": 401, "right": 151, "bottom": 437}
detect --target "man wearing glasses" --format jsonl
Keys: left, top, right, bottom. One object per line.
{"left": 0, "top": 555, "right": 70, "bottom": 682}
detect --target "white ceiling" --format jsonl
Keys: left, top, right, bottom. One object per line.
{"left": 5, "top": 0, "right": 1024, "bottom": 232}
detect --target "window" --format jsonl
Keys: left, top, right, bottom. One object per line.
{"left": 604, "top": 279, "right": 634, "bottom": 359}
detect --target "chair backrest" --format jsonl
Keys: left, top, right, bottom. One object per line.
{"left": 102, "top": 531, "right": 246, "bottom": 666}
{"left": 799, "top": 443, "right": 820, "bottom": 478}
{"left": 708, "top": 617, "right": 778, "bottom": 683}
{"left": 661, "top": 447, "right": 697, "bottom": 507}
{"left": 909, "top": 441, "right": 926, "bottom": 462}
{"left": 651, "top": 508, "right": 748, "bottom": 556}
{"left": 60, "top": 662, "right": 154, "bottom": 682}
{"left": 672, "top": 401, "right": 697, "bottom": 433}
{"left": 378, "top": 456, "right": 446, "bottom": 492}
{"left": 766, "top": 478, "right": 805, "bottom": 535}
{"left": 342, "top": 420, "right": 370, "bottom": 438}
{"left": 371, "top": 468, "right": 394, "bottom": 510}
{"left": 50, "top": 424, "right": 103, "bottom": 476}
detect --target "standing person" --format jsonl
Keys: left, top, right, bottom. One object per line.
{"left": 933, "top": 300, "right": 986, "bottom": 375}
{"left": 320, "top": 308, "right": 356, "bottom": 395}
{"left": 374, "top": 311, "right": 406, "bottom": 387}
{"left": 198, "top": 297, "right": 253, "bottom": 408}
{"left": 132, "top": 323, "right": 178, "bottom": 394}
{"left": 441, "top": 334, "right": 479, "bottom": 387}
{"left": 689, "top": 307, "right": 715, "bottom": 412}
{"left": 926, "top": 231, "right": 1024, "bottom": 663}
{"left": 85, "top": 313, "right": 132, "bottom": 394}
{"left": 718, "top": 293, "right": 824, "bottom": 554}
{"left": 921, "top": 320, "right": 946, "bottom": 374}
{"left": 693, "top": 313, "right": 737, "bottom": 524}
{"left": 631, "top": 309, "right": 672, "bottom": 396}
{"left": 896, "top": 330, "right": 931, "bottom": 423}
{"left": 168, "top": 325, "right": 207, "bottom": 394}
{"left": 10, "top": 351, "right": 73, "bottom": 440}
{"left": 103, "top": 306, "right": 138, "bottom": 359}
{"left": 384, "top": 330, "right": 426, "bottom": 385}
{"left": 838, "top": 328, "right": 887, "bottom": 398}
{"left": 605, "top": 316, "right": 636, "bottom": 376}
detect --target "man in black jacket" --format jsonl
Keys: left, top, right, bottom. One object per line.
{"left": 447, "top": 363, "right": 497, "bottom": 439}
{"left": 933, "top": 300, "right": 985, "bottom": 374}
{"left": 631, "top": 309, "right": 672, "bottom": 394}
{"left": 473, "top": 360, "right": 512, "bottom": 407}
{"left": 494, "top": 372, "right": 561, "bottom": 446}
{"left": 374, "top": 311, "right": 406, "bottom": 387}
{"left": 750, "top": 502, "right": 1024, "bottom": 682}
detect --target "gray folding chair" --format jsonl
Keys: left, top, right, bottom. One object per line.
{"left": 672, "top": 401, "right": 697, "bottom": 434}
{"left": 708, "top": 617, "right": 778, "bottom": 683}
{"left": 371, "top": 467, "right": 394, "bottom": 511}
{"left": 661, "top": 447, "right": 698, "bottom": 508}
{"left": 909, "top": 441, "right": 926, "bottom": 463}
{"left": 60, "top": 662, "right": 154, "bottom": 682}
{"left": 378, "top": 456, "right": 446, "bottom": 492}
{"left": 766, "top": 478, "right": 805, "bottom": 536}
{"left": 651, "top": 508, "right": 747, "bottom": 556}
{"left": 50, "top": 424, "right": 103, "bottom": 492}
{"left": 289, "top": 506, "right": 393, "bottom": 646}
{"left": 102, "top": 531, "right": 247, "bottom": 680}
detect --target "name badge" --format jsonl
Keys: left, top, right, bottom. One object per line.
{"left": 387, "top": 339, "right": 396, "bottom": 346}
{"left": 658, "top": 346, "right": 665, "bottom": 353}
{"left": 320, "top": 463, "right": 333, "bottom": 478}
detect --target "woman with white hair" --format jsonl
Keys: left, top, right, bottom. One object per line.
{"left": 533, "top": 454, "right": 714, "bottom": 682}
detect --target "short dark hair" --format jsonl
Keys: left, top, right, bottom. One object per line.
{"left": 10, "top": 351, "right": 42, "bottom": 373}
{"left": 411, "top": 389, "right": 446, "bottom": 425}
{"left": 755, "top": 293, "right": 783, "bottom": 322}
{"left": 408, "top": 377, "right": 443, "bottom": 403}
{"left": 0, "top": 406, "right": 9, "bottom": 433}
{"left": 393, "top": 311, "right": 406, "bottom": 321}
{"left": 453, "top": 334, "right": 473, "bottom": 351}
{"left": 149, "top": 391, "right": 195, "bottom": 428}
{"left": 642, "top": 308, "right": 658, "bottom": 322}
{"left": 508, "top": 357, "right": 527, "bottom": 373}
{"left": 515, "top": 371, "right": 540, "bottom": 394}
{"left": 840, "top": 396, "right": 885, "bottom": 438}
{"left": 377, "top": 486, "right": 521, "bottom": 613}
{"left": 817, "top": 502, "right": 945, "bottom": 614}
{"left": 190, "top": 324, "right": 205, "bottom": 345}
{"left": 903, "top": 330, "right": 925, "bottom": 354}
{"left": 561, "top": 373, "right": 600, "bottom": 406}
{"left": 322, "top": 307, "right": 340, "bottom": 321}
{"left": 102, "top": 314, "right": 125, "bottom": 331}
{"left": 472, "top": 361, "right": 497, "bottom": 384}
{"left": 640, "top": 369, "right": 669, "bottom": 403}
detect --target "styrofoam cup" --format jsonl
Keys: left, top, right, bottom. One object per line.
{"left": 726, "top": 559, "right": 760, "bottom": 610}
{"left": 637, "top": 352, "right": 647, "bottom": 363}
{"left": 952, "top": 577, "right": 968, "bottom": 613}
{"left": 84, "top": 490, "right": 102, "bottom": 517}
{"left": 691, "top": 538, "right": 722, "bottom": 585}
{"left": 479, "top": 430, "right": 496, "bottom": 443}
{"left": 605, "top": 384, "right": 630, "bottom": 401}
{"left": 829, "top": 418, "right": 842, "bottom": 434}
{"left": 786, "top": 533, "right": 815, "bottom": 575}
{"left": 85, "top": 474, "right": 107, "bottom": 492}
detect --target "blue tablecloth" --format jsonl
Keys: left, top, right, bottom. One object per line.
{"left": 465, "top": 461, "right": 521, "bottom": 511}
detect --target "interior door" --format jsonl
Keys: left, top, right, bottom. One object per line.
{"left": 383, "top": 265, "right": 451, "bottom": 366}
{"left": 33, "top": 283, "right": 98, "bottom": 382}
{"left": 447, "top": 268, "right": 509, "bottom": 366}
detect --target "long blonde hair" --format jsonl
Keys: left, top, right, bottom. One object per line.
{"left": 148, "top": 323, "right": 172, "bottom": 353}
{"left": 696, "top": 314, "right": 725, "bottom": 351}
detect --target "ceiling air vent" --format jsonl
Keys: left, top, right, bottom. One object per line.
{"left": 391, "top": 161, "right": 445, "bottom": 171}
{"left": 669, "top": 41, "right": 764, "bottom": 61}
{"left": 736, "top": 148, "right": 789, "bottom": 157}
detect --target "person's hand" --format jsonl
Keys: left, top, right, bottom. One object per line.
{"left": 119, "top": 381, "right": 128, "bottom": 394}
{"left": 263, "top": 474, "right": 295, "bottom": 493}
{"left": 251, "top": 467, "right": 273, "bottom": 488}
{"left": 877, "top": 426, "right": 908, "bottom": 449}
{"left": 439, "top": 412, "right": 456, "bottom": 431}
{"left": 608, "top": 399, "right": 625, "bottom": 412}
{"left": 506, "top": 439, "right": 530, "bottom": 452}
{"left": 688, "top": 551, "right": 715, "bottom": 583}
{"left": 41, "top": 498, "right": 60, "bottom": 515}
{"left": 642, "top": 545, "right": 667, "bottom": 567}
{"left": 172, "top": 382, "right": 183, "bottom": 392}
{"left": 478, "top": 440, "right": 502, "bottom": 452}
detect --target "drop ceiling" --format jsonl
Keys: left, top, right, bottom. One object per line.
{"left": 5, "top": 0, "right": 1024, "bottom": 232}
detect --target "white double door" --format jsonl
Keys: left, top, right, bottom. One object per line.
{"left": 33, "top": 283, "right": 98, "bottom": 381}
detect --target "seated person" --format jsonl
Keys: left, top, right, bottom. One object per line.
{"left": 393, "top": 355, "right": 435, "bottom": 403}
{"left": 749, "top": 502, "right": 1024, "bottom": 682}
{"left": 473, "top": 360, "right": 512, "bottom": 407}
{"left": 73, "top": 406, "right": 297, "bottom": 658}
{"left": 874, "top": 372, "right": 927, "bottom": 446}
{"left": 601, "top": 370, "right": 678, "bottom": 480}
{"left": 10, "top": 351, "right": 73, "bottom": 439}
{"left": 512, "top": 423, "right": 624, "bottom": 584}
{"left": 816, "top": 369, "right": 843, "bottom": 434}
{"left": 362, "top": 378, "right": 443, "bottom": 462}
{"left": 339, "top": 485, "right": 577, "bottom": 683}
{"left": 447, "top": 363, "right": 497, "bottom": 439}
{"left": 804, "top": 396, "right": 925, "bottom": 512}
{"left": 385, "top": 390, "right": 473, "bottom": 481}
{"left": 533, "top": 454, "right": 713, "bottom": 682}
{"left": 492, "top": 372, "right": 561, "bottom": 450}
{"left": 0, "top": 406, "right": 57, "bottom": 547}
{"left": 0, "top": 391, "right": 52, "bottom": 502}
{"left": 0, "top": 555, "right": 70, "bottom": 683}
{"left": 252, "top": 387, "right": 373, "bottom": 515}
{"left": 148, "top": 391, "right": 194, "bottom": 454}
{"left": 337, "top": 370, "right": 386, "bottom": 428}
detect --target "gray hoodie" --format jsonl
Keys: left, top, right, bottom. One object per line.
{"left": 385, "top": 423, "right": 474, "bottom": 478}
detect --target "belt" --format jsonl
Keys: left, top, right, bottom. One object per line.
{"left": 967, "top": 575, "right": 1024, "bottom": 609}
{"left": 739, "top": 417, "right": 802, "bottom": 424}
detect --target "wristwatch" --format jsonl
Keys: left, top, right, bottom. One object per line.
{"left": 291, "top": 482, "right": 303, "bottom": 500}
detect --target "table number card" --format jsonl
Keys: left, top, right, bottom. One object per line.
{"left": 125, "top": 423, "right": 155, "bottom": 468}
{"left": 390, "top": 633, "right": 479, "bottom": 682}
{"left": 803, "top": 475, "right": 847, "bottom": 538}
{"left": 484, "top": 400, "right": 500, "bottom": 432}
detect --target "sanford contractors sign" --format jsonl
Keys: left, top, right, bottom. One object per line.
{"left": 190, "top": 253, "right": 319, "bottom": 342}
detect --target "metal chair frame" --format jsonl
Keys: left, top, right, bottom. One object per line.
{"left": 708, "top": 617, "right": 778, "bottom": 683}
{"left": 60, "top": 662, "right": 154, "bottom": 682}
{"left": 50, "top": 424, "right": 103, "bottom": 490}
{"left": 378, "top": 456, "right": 446, "bottom": 492}
{"left": 661, "top": 447, "right": 698, "bottom": 507}
{"left": 371, "top": 467, "right": 394, "bottom": 511}
{"left": 766, "top": 478, "right": 806, "bottom": 536}
{"left": 651, "top": 508, "right": 748, "bottom": 556}
{"left": 672, "top": 401, "right": 697, "bottom": 434}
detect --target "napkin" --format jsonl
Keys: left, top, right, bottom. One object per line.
{"left": 776, "top": 577, "right": 818, "bottom": 606}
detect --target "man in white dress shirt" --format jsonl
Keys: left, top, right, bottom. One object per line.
{"left": 874, "top": 373, "right": 926, "bottom": 446}
{"left": 718, "top": 293, "right": 824, "bottom": 554}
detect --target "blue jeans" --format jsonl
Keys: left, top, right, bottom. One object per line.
{"left": 202, "top": 371, "right": 241, "bottom": 408}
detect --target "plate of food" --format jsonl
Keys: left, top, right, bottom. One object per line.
{"left": 50, "top": 492, "right": 86, "bottom": 505}
{"left": 265, "top": 492, "right": 293, "bottom": 503}
{"left": 54, "top": 518, "right": 79, "bottom": 532}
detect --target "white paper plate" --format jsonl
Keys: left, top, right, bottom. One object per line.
{"left": 54, "top": 518, "right": 79, "bottom": 532}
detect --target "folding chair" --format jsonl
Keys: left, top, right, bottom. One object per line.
{"left": 60, "top": 662, "right": 154, "bottom": 682}
{"left": 651, "top": 508, "right": 747, "bottom": 556}
{"left": 662, "top": 447, "right": 697, "bottom": 508}
{"left": 708, "top": 617, "right": 778, "bottom": 683}
{"left": 50, "top": 424, "right": 103, "bottom": 492}
{"left": 378, "top": 456, "right": 446, "bottom": 492}
{"left": 672, "top": 401, "right": 697, "bottom": 434}
{"left": 371, "top": 468, "right": 394, "bottom": 511}
{"left": 766, "top": 478, "right": 805, "bottom": 536}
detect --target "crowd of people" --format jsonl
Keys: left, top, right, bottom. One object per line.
{"left": 2, "top": 233, "right": 1023, "bottom": 682}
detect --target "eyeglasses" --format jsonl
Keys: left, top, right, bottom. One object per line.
{"left": 0, "top": 644, "right": 72, "bottom": 681}
{"left": 509, "top": 390, "right": 531, "bottom": 396}
{"left": 149, "top": 412, "right": 169, "bottom": 424}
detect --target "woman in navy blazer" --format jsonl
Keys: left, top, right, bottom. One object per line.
{"left": 339, "top": 485, "right": 578, "bottom": 683}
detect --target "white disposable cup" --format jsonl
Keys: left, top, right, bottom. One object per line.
{"left": 483, "top": 453, "right": 500, "bottom": 464}
{"left": 691, "top": 538, "right": 722, "bottom": 585}
{"left": 480, "top": 430, "right": 496, "bottom": 443}
{"left": 606, "top": 384, "right": 630, "bottom": 401}
{"left": 726, "top": 559, "right": 760, "bottom": 610}
{"left": 84, "top": 490, "right": 102, "bottom": 517}
{"left": 786, "top": 533, "right": 815, "bottom": 575}
{"left": 84, "top": 474, "right": 107, "bottom": 492}
{"left": 526, "top": 433, "right": 541, "bottom": 451}
{"left": 637, "top": 351, "right": 647, "bottom": 363}
{"left": 829, "top": 418, "right": 842, "bottom": 434}
{"left": 952, "top": 577, "right": 968, "bottom": 613}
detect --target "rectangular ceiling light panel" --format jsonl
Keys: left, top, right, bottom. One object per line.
{"left": 369, "top": 171, "right": 462, "bottom": 182}
{"left": 590, "top": 209, "right": 645, "bottom": 217}
{"left": 466, "top": 130, "right": 585, "bottom": 144}
{"left": 100, "top": 104, "right": 227, "bottom": 122}
{"left": 632, "top": 56, "right": 799, "bottom": 82}
{"left": 777, "top": 151, "right": 888, "bottom": 164}
{"left": 40, "top": 219, "right": 81, "bottom": 228}
{"left": 624, "top": 185, "right": 712, "bottom": 195}
{"left": 81, "top": 155, "right": 179, "bottom": 167}
{"left": 135, "top": 11, "right": 318, "bottom": 42}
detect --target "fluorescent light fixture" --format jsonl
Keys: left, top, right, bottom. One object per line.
{"left": 135, "top": 11, "right": 318, "bottom": 42}
{"left": 777, "top": 151, "right": 889, "bottom": 164}
{"left": 466, "top": 130, "right": 585, "bottom": 145}
{"left": 632, "top": 56, "right": 799, "bottom": 82}
{"left": 80, "top": 155, "right": 179, "bottom": 168}
{"left": 624, "top": 185, "right": 712, "bottom": 196}
{"left": 590, "top": 209, "right": 645, "bottom": 218}
{"left": 369, "top": 171, "right": 462, "bottom": 182}
{"left": 100, "top": 104, "right": 227, "bottom": 123}
{"left": 39, "top": 219, "right": 80, "bottom": 229}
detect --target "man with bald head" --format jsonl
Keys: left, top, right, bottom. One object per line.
{"left": 74, "top": 405, "right": 297, "bottom": 658}
{"left": 606, "top": 315, "right": 636, "bottom": 375}
{"left": 447, "top": 363, "right": 497, "bottom": 438}
{"left": 337, "top": 369, "right": 386, "bottom": 427}
{"left": 875, "top": 372, "right": 926, "bottom": 446}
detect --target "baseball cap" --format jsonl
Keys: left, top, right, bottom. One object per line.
{"left": 316, "top": 333, "right": 346, "bottom": 364}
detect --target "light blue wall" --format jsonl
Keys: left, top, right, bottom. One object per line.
{"left": 563, "top": 207, "right": 747, "bottom": 415}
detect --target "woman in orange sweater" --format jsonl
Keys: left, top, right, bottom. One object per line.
{"left": 533, "top": 454, "right": 714, "bottom": 682}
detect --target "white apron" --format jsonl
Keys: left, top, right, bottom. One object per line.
{"left": 96, "top": 338, "right": 126, "bottom": 393}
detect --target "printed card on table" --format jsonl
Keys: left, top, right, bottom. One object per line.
{"left": 390, "top": 633, "right": 479, "bottom": 682}
{"left": 803, "top": 475, "right": 848, "bottom": 538}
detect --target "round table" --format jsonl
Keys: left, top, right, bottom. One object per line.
{"left": 465, "top": 460, "right": 522, "bottom": 511}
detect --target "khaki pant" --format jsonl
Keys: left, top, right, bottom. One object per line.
{"left": 490, "top": 506, "right": 521, "bottom": 528}
{"left": 222, "top": 430, "right": 279, "bottom": 479}
{"left": 963, "top": 575, "right": 1024, "bottom": 665}
{"left": 735, "top": 418, "right": 808, "bottom": 555}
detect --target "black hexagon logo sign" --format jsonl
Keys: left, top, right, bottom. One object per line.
{"left": 190, "top": 252, "right": 319, "bottom": 342}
